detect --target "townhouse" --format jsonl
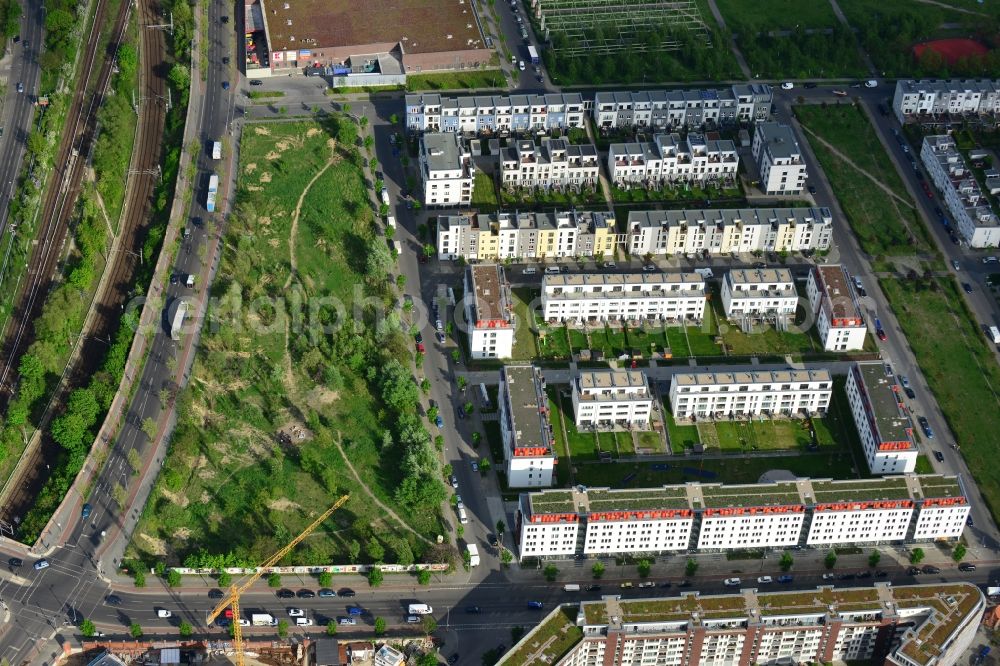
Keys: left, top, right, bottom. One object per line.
{"left": 846, "top": 362, "right": 918, "bottom": 475}
{"left": 500, "top": 138, "right": 600, "bottom": 190}
{"left": 592, "top": 84, "right": 773, "bottom": 131}
{"left": 920, "top": 134, "right": 1000, "bottom": 248}
{"left": 499, "top": 365, "right": 556, "bottom": 487}
{"left": 668, "top": 369, "right": 832, "bottom": 421}
{"left": 540, "top": 272, "right": 706, "bottom": 324}
{"left": 418, "top": 132, "right": 472, "bottom": 207}
{"left": 436, "top": 209, "right": 617, "bottom": 261}
{"left": 721, "top": 268, "right": 799, "bottom": 319}
{"left": 463, "top": 264, "right": 514, "bottom": 360}
{"left": 607, "top": 132, "right": 739, "bottom": 187}
{"left": 498, "top": 583, "right": 984, "bottom": 666}
{"left": 571, "top": 369, "right": 654, "bottom": 429}
{"left": 627, "top": 207, "right": 834, "bottom": 256}
{"left": 752, "top": 122, "right": 808, "bottom": 195}
{"left": 892, "top": 79, "right": 1000, "bottom": 124}
{"left": 806, "top": 264, "right": 868, "bottom": 351}
{"left": 404, "top": 92, "right": 587, "bottom": 134}
{"left": 514, "top": 474, "right": 969, "bottom": 559}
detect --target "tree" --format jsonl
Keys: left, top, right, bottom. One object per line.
{"left": 416, "top": 655, "right": 438, "bottom": 666}
{"left": 179, "top": 621, "right": 192, "bottom": 637}
{"left": 167, "top": 569, "right": 182, "bottom": 587}
{"left": 326, "top": 619, "right": 337, "bottom": 635}
{"left": 347, "top": 540, "right": 361, "bottom": 562}
{"left": 824, "top": 551, "right": 837, "bottom": 570}
{"left": 496, "top": 520, "right": 507, "bottom": 537}
{"left": 418, "top": 569, "right": 432, "bottom": 585}
{"left": 592, "top": 561, "right": 605, "bottom": 579}
{"left": 500, "top": 549, "right": 513, "bottom": 566}
{"left": 368, "top": 566, "right": 384, "bottom": 588}
{"left": 167, "top": 63, "right": 190, "bottom": 93}
{"left": 129, "top": 623, "right": 143, "bottom": 639}
{"left": 422, "top": 615, "right": 438, "bottom": 635}
{"left": 543, "top": 564, "right": 558, "bottom": 581}
{"left": 685, "top": 559, "right": 698, "bottom": 577}
{"left": 374, "top": 616, "right": 386, "bottom": 635}
{"left": 779, "top": 552, "right": 794, "bottom": 572}
{"left": 479, "top": 458, "right": 491, "bottom": 474}
{"left": 451, "top": 349, "right": 461, "bottom": 362}
{"left": 868, "top": 550, "right": 881, "bottom": 568}
{"left": 277, "top": 619, "right": 289, "bottom": 637}
{"left": 367, "top": 538, "right": 385, "bottom": 562}
{"left": 637, "top": 559, "right": 651, "bottom": 578}
{"left": 427, "top": 405, "right": 440, "bottom": 421}
{"left": 952, "top": 543, "right": 967, "bottom": 562}
{"left": 910, "top": 548, "right": 925, "bottom": 564}
{"left": 141, "top": 417, "right": 158, "bottom": 439}
{"left": 217, "top": 571, "right": 231, "bottom": 586}
{"left": 318, "top": 571, "right": 333, "bottom": 587}
{"left": 134, "top": 571, "right": 146, "bottom": 588}
{"left": 267, "top": 573, "right": 281, "bottom": 587}
{"left": 80, "top": 619, "right": 96, "bottom": 637}
{"left": 457, "top": 376, "right": 467, "bottom": 390}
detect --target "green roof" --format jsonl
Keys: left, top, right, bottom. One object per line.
{"left": 499, "top": 607, "right": 582, "bottom": 666}
{"left": 700, "top": 482, "right": 801, "bottom": 508}
{"left": 809, "top": 478, "right": 912, "bottom": 503}
{"left": 588, "top": 487, "right": 690, "bottom": 512}
{"left": 529, "top": 491, "right": 576, "bottom": 514}
{"left": 915, "top": 476, "right": 964, "bottom": 500}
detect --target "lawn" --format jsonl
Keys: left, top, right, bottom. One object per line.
{"left": 511, "top": 288, "right": 541, "bottom": 360}
{"left": 588, "top": 325, "right": 628, "bottom": 359}
{"left": 712, "top": 418, "right": 819, "bottom": 452}
{"left": 714, "top": 0, "right": 838, "bottom": 31}
{"left": 537, "top": 324, "right": 572, "bottom": 360}
{"left": 552, "top": 389, "right": 600, "bottom": 461}
{"left": 795, "top": 104, "right": 930, "bottom": 260}
{"left": 128, "top": 119, "right": 445, "bottom": 568}
{"left": 544, "top": 387, "right": 572, "bottom": 486}
{"left": 636, "top": 430, "right": 664, "bottom": 454}
{"left": 471, "top": 168, "right": 498, "bottom": 209}
{"left": 625, "top": 325, "right": 669, "bottom": 357}
{"left": 880, "top": 276, "right": 1000, "bottom": 525}
{"left": 406, "top": 69, "right": 506, "bottom": 91}
{"left": 665, "top": 411, "right": 700, "bottom": 454}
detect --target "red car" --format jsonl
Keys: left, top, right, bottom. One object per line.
{"left": 416, "top": 342, "right": 425, "bottom": 353}
{"left": 922, "top": 182, "right": 934, "bottom": 199}
{"left": 876, "top": 329, "right": 887, "bottom": 341}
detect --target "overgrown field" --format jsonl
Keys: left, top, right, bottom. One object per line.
{"left": 130, "top": 119, "right": 447, "bottom": 567}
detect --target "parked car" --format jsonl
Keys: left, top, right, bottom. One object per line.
{"left": 875, "top": 570, "right": 888, "bottom": 578}
{"left": 821, "top": 573, "right": 835, "bottom": 580}
{"left": 780, "top": 82, "right": 794, "bottom": 90}
{"left": 906, "top": 566, "right": 921, "bottom": 576}
{"left": 777, "top": 575, "right": 793, "bottom": 584}
{"left": 864, "top": 79, "right": 878, "bottom": 88}
{"left": 33, "top": 559, "right": 49, "bottom": 571}
{"left": 339, "top": 589, "right": 356, "bottom": 597}
{"left": 904, "top": 387, "right": 916, "bottom": 400}
{"left": 465, "top": 606, "right": 481, "bottom": 613}
{"left": 757, "top": 576, "right": 773, "bottom": 584}
{"left": 297, "top": 589, "right": 315, "bottom": 598}
{"left": 471, "top": 460, "right": 479, "bottom": 472}
{"left": 249, "top": 79, "right": 263, "bottom": 86}
{"left": 856, "top": 570, "right": 871, "bottom": 579}
{"left": 959, "top": 563, "right": 977, "bottom": 572}
{"left": 208, "top": 588, "right": 225, "bottom": 599}
{"left": 450, "top": 475, "right": 458, "bottom": 489}
{"left": 527, "top": 601, "right": 544, "bottom": 609}
{"left": 338, "top": 617, "right": 357, "bottom": 626}
{"left": 106, "top": 595, "right": 122, "bottom": 606}
{"left": 585, "top": 584, "right": 601, "bottom": 591}
{"left": 81, "top": 503, "right": 92, "bottom": 519}
{"left": 807, "top": 184, "right": 817, "bottom": 194}
{"left": 638, "top": 581, "right": 655, "bottom": 588}
{"left": 723, "top": 578, "right": 741, "bottom": 587}
{"left": 620, "top": 581, "right": 633, "bottom": 589}
{"left": 934, "top": 450, "right": 945, "bottom": 463}
{"left": 8, "top": 558, "right": 22, "bottom": 568}
{"left": 277, "top": 589, "right": 295, "bottom": 599}
{"left": 963, "top": 282, "right": 974, "bottom": 294}
{"left": 922, "top": 565, "right": 941, "bottom": 574}
{"left": 318, "top": 589, "right": 337, "bottom": 598}
{"left": 918, "top": 416, "right": 934, "bottom": 438}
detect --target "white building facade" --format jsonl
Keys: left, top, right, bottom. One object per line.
{"left": 541, "top": 272, "right": 706, "bottom": 324}
{"left": 463, "top": 264, "right": 514, "bottom": 360}
{"left": 752, "top": 123, "right": 808, "bottom": 195}
{"left": 721, "top": 268, "right": 798, "bottom": 319}
{"left": 592, "top": 84, "right": 773, "bottom": 131}
{"left": 920, "top": 134, "right": 1000, "bottom": 248}
{"left": 500, "top": 138, "right": 600, "bottom": 189}
{"left": 668, "top": 369, "right": 832, "bottom": 420}
{"left": 806, "top": 264, "right": 868, "bottom": 351}
{"left": 607, "top": 133, "right": 739, "bottom": 187}
{"left": 846, "top": 362, "right": 918, "bottom": 475}
{"left": 499, "top": 365, "right": 556, "bottom": 488}
{"left": 418, "top": 132, "right": 473, "bottom": 207}
{"left": 892, "top": 79, "right": 1000, "bottom": 124}
{"left": 404, "top": 92, "right": 588, "bottom": 134}
{"left": 571, "top": 370, "right": 654, "bottom": 428}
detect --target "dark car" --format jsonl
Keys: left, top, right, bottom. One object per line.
{"left": 904, "top": 387, "right": 916, "bottom": 400}
{"left": 856, "top": 570, "right": 872, "bottom": 579}
{"left": 8, "top": 557, "right": 22, "bottom": 568}
{"left": 777, "top": 575, "right": 793, "bottom": 583}
{"left": 297, "top": 589, "right": 316, "bottom": 598}
{"left": 922, "top": 565, "right": 941, "bottom": 574}
{"left": 805, "top": 82, "right": 818, "bottom": 89}
{"left": 319, "top": 588, "right": 337, "bottom": 598}
{"left": 874, "top": 570, "right": 888, "bottom": 578}
{"left": 963, "top": 282, "right": 974, "bottom": 293}
{"left": 339, "top": 588, "right": 356, "bottom": 597}
{"left": 449, "top": 656, "right": 460, "bottom": 665}
{"left": 838, "top": 573, "right": 856, "bottom": 580}
{"left": 249, "top": 79, "right": 263, "bottom": 86}
{"left": 106, "top": 594, "right": 122, "bottom": 606}
{"left": 958, "top": 562, "right": 977, "bottom": 572}
{"left": 81, "top": 503, "right": 92, "bottom": 519}
{"left": 221, "top": 81, "right": 230, "bottom": 90}
{"left": 877, "top": 328, "right": 887, "bottom": 341}
{"left": 585, "top": 584, "right": 601, "bottom": 591}
{"left": 678, "top": 580, "right": 691, "bottom": 587}
{"left": 807, "top": 185, "right": 817, "bottom": 194}
{"left": 906, "top": 566, "right": 921, "bottom": 576}
{"left": 877, "top": 103, "right": 888, "bottom": 116}
{"left": 918, "top": 416, "right": 934, "bottom": 439}
{"left": 208, "top": 588, "right": 225, "bottom": 599}
{"left": 276, "top": 589, "right": 295, "bottom": 599}
{"left": 169, "top": 274, "right": 179, "bottom": 285}
{"left": 220, "top": 14, "right": 229, "bottom": 22}
{"left": 527, "top": 601, "right": 544, "bottom": 609}
{"left": 222, "top": 56, "right": 230, "bottom": 64}
{"left": 465, "top": 606, "right": 481, "bottom": 614}
{"left": 934, "top": 450, "right": 945, "bottom": 463}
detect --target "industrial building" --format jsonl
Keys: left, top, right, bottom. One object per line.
{"left": 592, "top": 84, "right": 773, "bottom": 131}
{"left": 540, "top": 272, "right": 706, "bottom": 324}
{"left": 668, "top": 369, "right": 832, "bottom": 421}
{"left": 920, "top": 134, "right": 1000, "bottom": 248}
{"left": 607, "top": 133, "right": 739, "bottom": 187}
{"left": 846, "top": 362, "right": 918, "bottom": 475}
{"left": 752, "top": 122, "right": 808, "bottom": 195}
{"left": 404, "top": 92, "right": 587, "bottom": 134}
{"left": 463, "top": 264, "right": 514, "bottom": 360}
{"left": 806, "top": 264, "right": 868, "bottom": 351}
{"left": 721, "top": 268, "right": 798, "bottom": 320}
{"left": 499, "top": 365, "right": 556, "bottom": 487}
{"left": 570, "top": 370, "right": 654, "bottom": 429}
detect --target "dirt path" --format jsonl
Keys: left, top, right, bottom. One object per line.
{"left": 282, "top": 145, "right": 337, "bottom": 290}
{"left": 915, "top": 0, "right": 987, "bottom": 15}
{"left": 333, "top": 435, "right": 434, "bottom": 545}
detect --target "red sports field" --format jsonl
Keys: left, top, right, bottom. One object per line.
{"left": 913, "top": 38, "right": 991, "bottom": 64}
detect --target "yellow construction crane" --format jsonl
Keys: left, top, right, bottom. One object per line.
{"left": 206, "top": 494, "right": 350, "bottom": 666}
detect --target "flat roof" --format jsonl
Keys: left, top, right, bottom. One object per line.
{"left": 503, "top": 365, "right": 553, "bottom": 455}
{"left": 587, "top": 486, "right": 690, "bottom": 512}
{"left": 855, "top": 362, "right": 914, "bottom": 447}
{"left": 808, "top": 477, "right": 912, "bottom": 503}
{"left": 673, "top": 368, "right": 831, "bottom": 387}
{"left": 576, "top": 370, "right": 649, "bottom": 400}
{"left": 528, "top": 489, "right": 576, "bottom": 514}
{"left": 422, "top": 132, "right": 465, "bottom": 172}
{"left": 727, "top": 267, "right": 794, "bottom": 286}
{"left": 544, "top": 272, "right": 705, "bottom": 290}
{"left": 467, "top": 264, "right": 512, "bottom": 327}
{"left": 815, "top": 264, "right": 862, "bottom": 321}
{"left": 699, "top": 481, "right": 802, "bottom": 509}
{"left": 756, "top": 122, "right": 801, "bottom": 159}
{"left": 261, "top": 0, "right": 484, "bottom": 54}
{"left": 914, "top": 475, "right": 964, "bottom": 500}
{"left": 628, "top": 207, "right": 833, "bottom": 231}
{"left": 499, "top": 607, "right": 582, "bottom": 666}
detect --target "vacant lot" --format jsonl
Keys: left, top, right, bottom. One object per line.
{"left": 130, "top": 119, "right": 445, "bottom": 567}
{"left": 407, "top": 70, "right": 505, "bottom": 91}
{"left": 881, "top": 276, "right": 1000, "bottom": 525}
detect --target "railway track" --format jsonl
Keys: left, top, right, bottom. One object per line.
{"left": 0, "top": 0, "right": 169, "bottom": 527}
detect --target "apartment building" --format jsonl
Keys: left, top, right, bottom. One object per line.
{"left": 499, "top": 365, "right": 556, "bottom": 488}
{"left": 436, "top": 209, "right": 617, "bottom": 261}
{"left": 571, "top": 370, "right": 654, "bottom": 429}
{"left": 627, "top": 207, "right": 834, "bottom": 256}
{"left": 721, "top": 268, "right": 798, "bottom": 319}
{"left": 463, "top": 264, "right": 514, "bottom": 360}
{"left": 418, "top": 132, "right": 472, "bottom": 207}
{"left": 806, "top": 264, "right": 868, "bottom": 351}
{"left": 500, "top": 138, "right": 600, "bottom": 189}
{"left": 752, "top": 122, "right": 808, "bottom": 195}
{"left": 404, "top": 92, "right": 587, "bottom": 134}
{"left": 668, "top": 369, "right": 832, "bottom": 421}
{"left": 515, "top": 475, "right": 969, "bottom": 559}
{"left": 892, "top": 79, "right": 1000, "bottom": 124}
{"left": 592, "top": 84, "right": 773, "bottom": 131}
{"left": 607, "top": 133, "right": 739, "bottom": 187}
{"left": 498, "top": 583, "right": 984, "bottom": 666}
{"left": 541, "top": 272, "right": 706, "bottom": 324}
{"left": 846, "top": 362, "right": 918, "bottom": 475}
{"left": 920, "top": 134, "right": 1000, "bottom": 248}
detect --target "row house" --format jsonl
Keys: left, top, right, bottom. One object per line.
{"left": 541, "top": 272, "right": 706, "bottom": 324}
{"left": 571, "top": 369, "right": 654, "bottom": 429}
{"left": 464, "top": 264, "right": 514, "bottom": 360}
{"left": 404, "top": 92, "right": 587, "bottom": 134}
{"left": 500, "top": 137, "right": 600, "bottom": 189}
{"left": 668, "top": 368, "right": 831, "bottom": 421}
{"left": 892, "top": 79, "right": 1000, "bottom": 124}
{"left": 592, "top": 84, "right": 772, "bottom": 131}
{"left": 721, "top": 268, "right": 798, "bottom": 319}
{"left": 920, "top": 134, "right": 1000, "bottom": 248}
{"left": 607, "top": 132, "right": 739, "bottom": 186}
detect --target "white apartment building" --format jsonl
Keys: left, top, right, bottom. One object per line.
{"left": 500, "top": 138, "right": 600, "bottom": 190}
{"left": 515, "top": 475, "right": 968, "bottom": 560}
{"left": 571, "top": 370, "right": 654, "bottom": 429}
{"left": 846, "top": 362, "right": 918, "bottom": 475}
{"left": 463, "top": 264, "right": 514, "bottom": 360}
{"left": 668, "top": 369, "right": 832, "bottom": 421}
{"left": 607, "top": 133, "right": 739, "bottom": 187}
{"left": 921, "top": 134, "right": 1000, "bottom": 248}
{"left": 541, "top": 272, "right": 706, "bottom": 324}
{"left": 404, "top": 92, "right": 587, "bottom": 134}
{"left": 627, "top": 207, "right": 834, "bottom": 256}
{"left": 436, "top": 209, "right": 618, "bottom": 262}
{"left": 499, "top": 365, "right": 555, "bottom": 488}
{"left": 892, "top": 79, "right": 1000, "bottom": 124}
{"left": 592, "top": 84, "right": 773, "bottom": 131}
{"left": 501, "top": 583, "right": 984, "bottom": 666}
{"left": 752, "top": 122, "right": 808, "bottom": 195}
{"left": 806, "top": 264, "right": 868, "bottom": 351}
{"left": 373, "top": 645, "right": 405, "bottom": 666}
{"left": 721, "top": 268, "right": 798, "bottom": 319}
{"left": 418, "top": 132, "right": 472, "bottom": 207}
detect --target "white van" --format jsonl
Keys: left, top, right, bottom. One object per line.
{"left": 295, "top": 617, "right": 313, "bottom": 626}
{"left": 989, "top": 325, "right": 1000, "bottom": 345}
{"left": 544, "top": 266, "right": 560, "bottom": 275}
{"left": 386, "top": 215, "right": 397, "bottom": 229}
{"left": 157, "top": 609, "right": 172, "bottom": 618}
{"left": 380, "top": 188, "right": 390, "bottom": 205}
{"left": 523, "top": 266, "right": 537, "bottom": 275}
{"left": 563, "top": 584, "right": 580, "bottom": 592}
{"left": 408, "top": 603, "right": 433, "bottom": 615}
{"left": 393, "top": 240, "right": 403, "bottom": 256}
{"left": 458, "top": 506, "right": 469, "bottom": 524}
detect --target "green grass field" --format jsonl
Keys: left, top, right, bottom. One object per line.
{"left": 511, "top": 288, "right": 540, "bottom": 360}
{"left": 880, "top": 277, "right": 1000, "bottom": 525}
{"left": 714, "top": 0, "right": 838, "bottom": 32}
{"left": 406, "top": 69, "right": 506, "bottom": 91}
{"left": 471, "top": 169, "right": 498, "bottom": 209}
{"left": 129, "top": 119, "right": 444, "bottom": 567}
